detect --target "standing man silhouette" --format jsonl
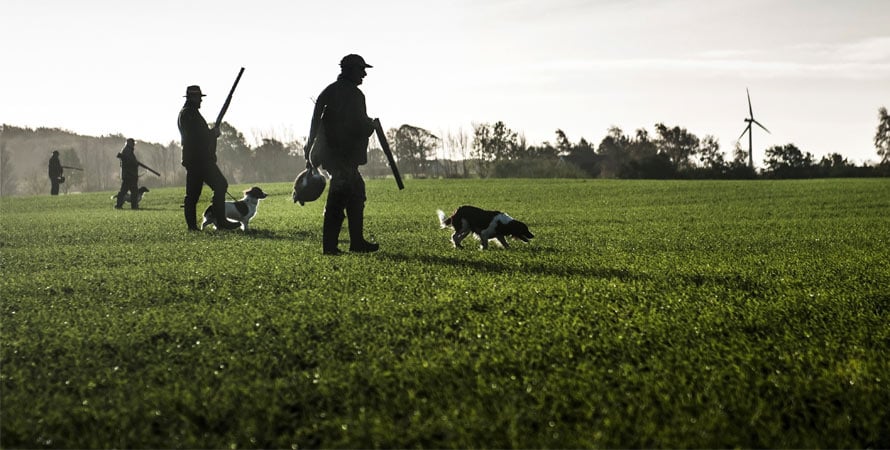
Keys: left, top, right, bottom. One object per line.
{"left": 48, "top": 150, "right": 63, "bottom": 195}
{"left": 115, "top": 138, "right": 140, "bottom": 209}
{"left": 305, "top": 54, "right": 379, "bottom": 255}
{"left": 178, "top": 85, "right": 240, "bottom": 231}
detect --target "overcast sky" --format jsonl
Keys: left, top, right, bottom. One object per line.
{"left": 2, "top": 0, "right": 889, "bottom": 165}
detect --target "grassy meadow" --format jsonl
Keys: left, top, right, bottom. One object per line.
{"left": 1, "top": 178, "right": 889, "bottom": 448}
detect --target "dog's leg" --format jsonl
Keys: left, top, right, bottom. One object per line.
{"left": 496, "top": 235, "right": 510, "bottom": 249}
{"left": 479, "top": 230, "right": 493, "bottom": 250}
{"left": 452, "top": 231, "right": 465, "bottom": 248}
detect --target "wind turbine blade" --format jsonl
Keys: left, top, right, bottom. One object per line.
{"left": 747, "top": 88, "right": 753, "bottom": 118}
{"left": 737, "top": 124, "right": 751, "bottom": 142}
{"left": 752, "top": 119, "right": 770, "bottom": 134}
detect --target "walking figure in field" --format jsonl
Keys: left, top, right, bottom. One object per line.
{"left": 48, "top": 150, "right": 63, "bottom": 195}
{"left": 177, "top": 85, "right": 240, "bottom": 231}
{"left": 114, "top": 138, "right": 141, "bottom": 209}
{"left": 305, "top": 54, "right": 379, "bottom": 255}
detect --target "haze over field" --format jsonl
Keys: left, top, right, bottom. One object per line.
{"left": 2, "top": 0, "right": 889, "bottom": 165}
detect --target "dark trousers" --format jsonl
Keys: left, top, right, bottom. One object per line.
{"left": 183, "top": 163, "right": 229, "bottom": 230}
{"left": 323, "top": 167, "right": 367, "bottom": 250}
{"left": 116, "top": 176, "right": 138, "bottom": 208}
{"left": 50, "top": 177, "right": 60, "bottom": 195}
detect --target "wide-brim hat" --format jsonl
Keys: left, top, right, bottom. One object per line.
{"left": 340, "top": 54, "right": 372, "bottom": 68}
{"left": 184, "top": 85, "right": 206, "bottom": 97}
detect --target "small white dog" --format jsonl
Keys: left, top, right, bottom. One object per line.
{"left": 201, "top": 186, "right": 268, "bottom": 231}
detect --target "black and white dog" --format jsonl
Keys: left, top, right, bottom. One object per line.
{"left": 437, "top": 205, "right": 534, "bottom": 249}
{"left": 202, "top": 186, "right": 268, "bottom": 231}
{"left": 112, "top": 186, "right": 150, "bottom": 203}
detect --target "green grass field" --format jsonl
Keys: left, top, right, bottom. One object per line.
{"left": 2, "top": 178, "right": 889, "bottom": 448}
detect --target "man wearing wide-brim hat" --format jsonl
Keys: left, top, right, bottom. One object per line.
{"left": 177, "top": 84, "right": 240, "bottom": 231}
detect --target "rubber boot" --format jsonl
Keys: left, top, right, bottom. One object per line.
{"left": 323, "top": 210, "right": 344, "bottom": 255}
{"left": 347, "top": 204, "right": 378, "bottom": 253}
{"left": 212, "top": 194, "right": 240, "bottom": 230}
{"left": 184, "top": 198, "right": 199, "bottom": 231}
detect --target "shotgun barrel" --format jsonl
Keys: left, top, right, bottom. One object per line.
{"left": 214, "top": 67, "right": 245, "bottom": 129}
{"left": 138, "top": 162, "right": 161, "bottom": 177}
{"left": 373, "top": 119, "right": 404, "bottom": 190}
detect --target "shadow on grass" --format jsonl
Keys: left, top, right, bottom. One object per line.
{"left": 376, "top": 251, "right": 648, "bottom": 281}
{"left": 241, "top": 228, "right": 314, "bottom": 240}
{"left": 376, "top": 250, "right": 764, "bottom": 293}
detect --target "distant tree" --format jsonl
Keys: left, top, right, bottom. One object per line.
{"left": 725, "top": 142, "right": 757, "bottom": 179}
{"left": 763, "top": 143, "right": 815, "bottom": 178}
{"left": 0, "top": 142, "right": 16, "bottom": 196}
{"left": 654, "top": 123, "right": 700, "bottom": 171}
{"left": 144, "top": 141, "right": 182, "bottom": 186}
{"left": 629, "top": 128, "right": 658, "bottom": 160}
{"left": 697, "top": 135, "right": 725, "bottom": 170}
{"left": 364, "top": 138, "right": 390, "bottom": 179}
{"left": 444, "top": 128, "right": 471, "bottom": 177}
{"left": 472, "top": 121, "right": 520, "bottom": 162}
{"left": 554, "top": 129, "right": 572, "bottom": 155}
{"left": 541, "top": 129, "right": 592, "bottom": 176}
{"left": 623, "top": 128, "right": 671, "bottom": 178}
{"left": 59, "top": 148, "right": 83, "bottom": 193}
{"left": 875, "top": 106, "right": 890, "bottom": 165}
{"left": 253, "top": 138, "right": 298, "bottom": 182}
{"left": 390, "top": 124, "right": 439, "bottom": 178}
{"left": 215, "top": 122, "right": 253, "bottom": 183}
{"left": 732, "top": 141, "right": 747, "bottom": 165}
{"left": 817, "top": 152, "right": 854, "bottom": 177}
{"left": 597, "top": 126, "right": 632, "bottom": 178}
{"left": 22, "top": 169, "right": 46, "bottom": 196}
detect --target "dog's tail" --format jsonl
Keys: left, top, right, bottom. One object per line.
{"left": 436, "top": 209, "right": 452, "bottom": 228}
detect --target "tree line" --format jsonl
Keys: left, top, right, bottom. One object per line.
{"left": 2, "top": 106, "right": 888, "bottom": 196}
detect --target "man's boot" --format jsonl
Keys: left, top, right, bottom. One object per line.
{"left": 347, "top": 205, "right": 378, "bottom": 253}
{"left": 184, "top": 199, "right": 199, "bottom": 231}
{"left": 323, "top": 211, "right": 344, "bottom": 255}
{"left": 212, "top": 196, "right": 241, "bottom": 230}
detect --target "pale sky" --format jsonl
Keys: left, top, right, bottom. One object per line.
{"left": 2, "top": 0, "right": 889, "bottom": 165}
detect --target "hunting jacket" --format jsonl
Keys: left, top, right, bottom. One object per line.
{"left": 178, "top": 102, "right": 216, "bottom": 168}
{"left": 118, "top": 145, "right": 139, "bottom": 179}
{"left": 311, "top": 75, "right": 374, "bottom": 169}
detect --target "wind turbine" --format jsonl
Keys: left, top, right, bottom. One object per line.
{"left": 737, "top": 88, "right": 771, "bottom": 169}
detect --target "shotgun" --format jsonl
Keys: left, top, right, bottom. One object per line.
{"left": 214, "top": 67, "right": 245, "bottom": 130}
{"left": 138, "top": 162, "right": 161, "bottom": 177}
{"left": 373, "top": 119, "right": 404, "bottom": 190}
{"left": 61, "top": 166, "right": 83, "bottom": 171}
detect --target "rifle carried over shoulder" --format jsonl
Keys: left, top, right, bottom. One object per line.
{"left": 61, "top": 166, "right": 83, "bottom": 171}
{"left": 373, "top": 119, "right": 404, "bottom": 190}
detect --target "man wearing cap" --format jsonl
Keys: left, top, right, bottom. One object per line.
{"left": 305, "top": 54, "right": 379, "bottom": 255}
{"left": 115, "top": 138, "right": 140, "bottom": 209}
{"left": 178, "top": 85, "right": 241, "bottom": 231}
{"left": 48, "top": 150, "right": 63, "bottom": 195}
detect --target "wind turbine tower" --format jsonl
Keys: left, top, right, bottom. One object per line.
{"left": 738, "top": 88, "right": 771, "bottom": 169}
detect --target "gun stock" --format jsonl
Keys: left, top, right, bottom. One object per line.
{"left": 373, "top": 120, "right": 404, "bottom": 190}
{"left": 215, "top": 67, "right": 245, "bottom": 129}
